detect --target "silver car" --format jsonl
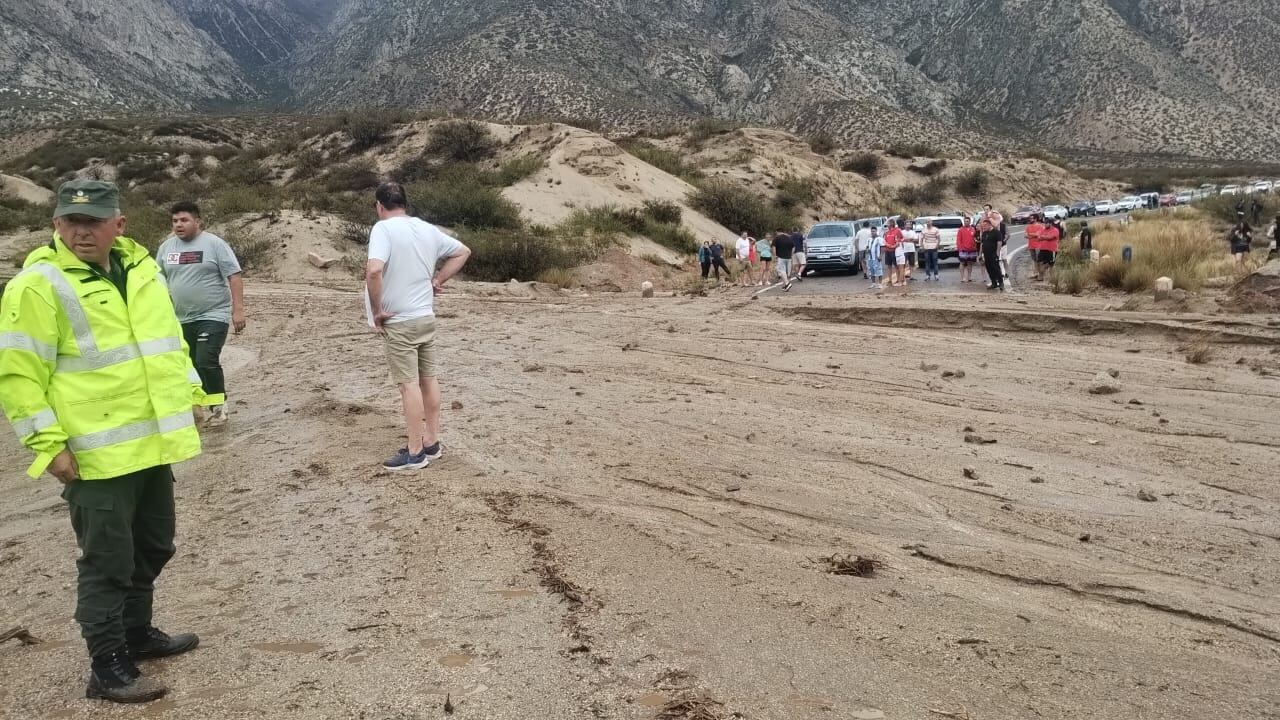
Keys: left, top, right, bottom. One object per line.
{"left": 804, "top": 221, "right": 860, "bottom": 273}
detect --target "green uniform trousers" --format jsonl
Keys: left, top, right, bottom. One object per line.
{"left": 62, "top": 465, "right": 177, "bottom": 658}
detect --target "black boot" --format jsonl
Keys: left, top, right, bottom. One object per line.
{"left": 87, "top": 650, "right": 167, "bottom": 703}
{"left": 127, "top": 626, "right": 200, "bottom": 661}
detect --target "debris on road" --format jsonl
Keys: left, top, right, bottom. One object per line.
{"left": 816, "top": 554, "right": 885, "bottom": 578}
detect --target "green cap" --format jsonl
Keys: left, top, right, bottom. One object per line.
{"left": 53, "top": 180, "right": 121, "bottom": 219}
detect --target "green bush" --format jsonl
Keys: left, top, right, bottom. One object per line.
{"left": 1121, "top": 264, "right": 1157, "bottom": 293}
{"left": 427, "top": 120, "right": 496, "bottom": 163}
{"left": 537, "top": 267, "right": 577, "bottom": 288}
{"left": 1051, "top": 265, "right": 1087, "bottom": 294}
{"left": 688, "top": 180, "right": 797, "bottom": 237}
{"left": 641, "top": 199, "right": 682, "bottom": 225}
{"left": 459, "top": 228, "right": 600, "bottom": 282}
{"left": 291, "top": 149, "right": 325, "bottom": 181}
{"left": 212, "top": 155, "right": 272, "bottom": 188}
{"left": 894, "top": 177, "right": 950, "bottom": 208}
{"left": 120, "top": 195, "right": 173, "bottom": 251}
{"left": 687, "top": 118, "right": 739, "bottom": 145}
{"left": 1092, "top": 258, "right": 1127, "bottom": 289}
{"left": 152, "top": 121, "right": 237, "bottom": 145}
{"left": 807, "top": 132, "right": 837, "bottom": 155}
{"left": 953, "top": 168, "right": 991, "bottom": 198}
{"left": 842, "top": 152, "right": 883, "bottom": 179}
{"left": 618, "top": 139, "right": 704, "bottom": 183}
{"left": 210, "top": 185, "right": 276, "bottom": 217}
{"left": 346, "top": 114, "right": 397, "bottom": 152}
{"left": 560, "top": 206, "right": 633, "bottom": 237}
{"left": 0, "top": 191, "right": 52, "bottom": 233}
{"left": 407, "top": 180, "right": 522, "bottom": 230}
{"left": 323, "top": 160, "right": 380, "bottom": 193}
{"left": 497, "top": 154, "right": 545, "bottom": 186}
{"left": 886, "top": 142, "right": 937, "bottom": 159}
{"left": 642, "top": 221, "right": 698, "bottom": 254}
{"left": 223, "top": 229, "right": 277, "bottom": 273}
{"left": 116, "top": 157, "right": 171, "bottom": 186}
{"left": 775, "top": 176, "right": 816, "bottom": 210}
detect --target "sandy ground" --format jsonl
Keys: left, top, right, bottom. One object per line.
{"left": 1, "top": 284, "right": 1279, "bottom": 720}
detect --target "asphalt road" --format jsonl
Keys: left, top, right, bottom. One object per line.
{"left": 761, "top": 214, "right": 1127, "bottom": 296}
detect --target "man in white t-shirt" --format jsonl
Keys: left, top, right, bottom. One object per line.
{"left": 901, "top": 221, "right": 919, "bottom": 281}
{"left": 735, "top": 231, "right": 756, "bottom": 287}
{"left": 366, "top": 182, "right": 472, "bottom": 471}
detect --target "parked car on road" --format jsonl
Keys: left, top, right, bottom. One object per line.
{"left": 1068, "top": 200, "right": 1095, "bottom": 217}
{"left": 804, "top": 221, "right": 861, "bottom": 273}
{"left": 1042, "top": 205, "right": 1069, "bottom": 221}
{"left": 1252, "top": 180, "right": 1274, "bottom": 194}
{"left": 1112, "top": 196, "right": 1143, "bottom": 212}
{"left": 1010, "top": 205, "right": 1041, "bottom": 224}
{"left": 1220, "top": 185, "right": 1243, "bottom": 195}
{"left": 1093, "top": 198, "right": 1116, "bottom": 214}
{"left": 1174, "top": 191, "right": 1194, "bottom": 205}
{"left": 1159, "top": 194, "right": 1177, "bottom": 207}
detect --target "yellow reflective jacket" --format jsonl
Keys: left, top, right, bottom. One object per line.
{"left": 0, "top": 234, "right": 211, "bottom": 479}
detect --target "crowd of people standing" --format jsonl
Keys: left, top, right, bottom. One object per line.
{"left": 698, "top": 228, "right": 810, "bottom": 291}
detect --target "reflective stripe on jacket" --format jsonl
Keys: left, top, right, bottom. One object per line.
{"left": 0, "top": 234, "right": 210, "bottom": 479}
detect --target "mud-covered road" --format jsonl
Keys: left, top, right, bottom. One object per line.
{"left": 2, "top": 285, "right": 1278, "bottom": 720}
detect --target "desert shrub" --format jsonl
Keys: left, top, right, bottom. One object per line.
{"left": 908, "top": 159, "right": 948, "bottom": 177}
{"left": 953, "top": 168, "right": 991, "bottom": 198}
{"left": 687, "top": 118, "right": 739, "bottom": 145}
{"left": 322, "top": 160, "right": 380, "bottom": 193}
{"left": 774, "top": 176, "right": 816, "bottom": 210}
{"left": 212, "top": 155, "right": 272, "bottom": 188}
{"left": 688, "top": 180, "right": 796, "bottom": 237}
{"left": 497, "top": 154, "right": 545, "bottom": 186}
{"left": 224, "top": 229, "right": 276, "bottom": 273}
{"left": 618, "top": 139, "right": 704, "bottom": 183}
{"left": 1025, "top": 149, "right": 1069, "bottom": 168}
{"left": 152, "top": 121, "right": 237, "bottom": 145}
{"left": 641, "top": 199, "right": 682, "bottom": 224}
{"left": 82, "top": 119, "right": 129, "bottom": 135}
{"left": 1195, "top": 192, "right": 1278, "bottom": 225}
{"left": 1091, "top": 216, "right": 1220, "bottom": 292}
{"left": 642, "top": 221, "right": 698, "bottom": 254}
{"left": 1184, "top": 342, "right": 1213, "bottom": 364}
{"left": 894, "top": 177, "right": 950, "bottom": 207}
{"left": 407, "top": 180, "right": 522, "bottom": 230}
{"left": 291, "top": 149, "right": 325, "bottom": 181}
{"left": 210, "top": 185, "right": 276, "bottom": 217}
{"left": 842, "top": 152, "right": 883, "bottom": 179}
{"left": 427, "top": 120, "right": 496, "bottom": 162}
{"left": 119, "top": 195, "right": 173, "bottom": 251}
{"left": 561, "top": 207, "right": 633, "bottom": 237}
{"left": 459, "top": 228, "right": 603, "bottom": 282}
{"left": 0, "top": 191, "right": 52, "bottom": 233}
{"left": 807, "top": 132, "right": 837, "bottom": 155}
{"left": 1121, "top": 264, "right": 1157, "bottom": 293}
{"left": 886, "top": 142, "right": 937, "bottom": 159}
{"left": 1051, "top": 265, "right": 1087, "bottom": 294}
{"left": 346, "top": 114, "right": 396, "bottom": 152}
{"left": 537, "top": 267, "right": 577, "bottom": 288}
{"left": 116, "top": 157, "right": 171, "bottom": 186}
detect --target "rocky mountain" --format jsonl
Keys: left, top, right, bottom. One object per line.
{"left": 1, "top": 0, "right": 1277, "bottom": 160}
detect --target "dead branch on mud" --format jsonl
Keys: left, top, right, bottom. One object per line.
{"left": 813, "top": 554, "right": 885, "bottom": 578}
{"left": 0, "top": 626, "right": 42, "bottom": 646}
{"left": 657, "top": 692, "right": 727, "bottom": 720}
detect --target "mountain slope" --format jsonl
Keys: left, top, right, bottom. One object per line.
{"left": 1, "top": 0, "right": 1277, "bottom": 160}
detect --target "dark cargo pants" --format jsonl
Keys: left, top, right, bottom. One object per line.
{"left": 63, "top": 465, "right": 176, "bottom": 658}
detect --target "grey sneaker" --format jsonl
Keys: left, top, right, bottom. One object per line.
{"left": 86, "top": 651, "right": 168, "bottom": 704}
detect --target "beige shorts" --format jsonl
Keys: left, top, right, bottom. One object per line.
{"left": 383, "top": 315, "right": 438, "bottom": 383}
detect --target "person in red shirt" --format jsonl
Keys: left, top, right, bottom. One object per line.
{"left": 883, "top": 220, "right": 904, "bottom": 287}
{"left": 1025, "top": 216, "right": 1047, "bottom": 280}
{"left": 1038, "top": 217, "right": 1061, "bottom": 276}
{"left": 955, "top": 216, "right": 979, "bottom": 283}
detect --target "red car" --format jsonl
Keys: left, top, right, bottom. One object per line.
{"left": 1010, "top": 205, "right": 1042, "bottom": 224}
{"left": 1159, "top": 194, "right": 1177, "bottom": 207}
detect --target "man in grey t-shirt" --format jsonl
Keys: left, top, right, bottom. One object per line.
{"left": 156, "top": 201, "right": 246, "bottom": 428}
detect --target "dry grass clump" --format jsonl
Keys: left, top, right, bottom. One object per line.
{"left": 1184, "top": 342, "right": 1213, "bottom": 364}
{"left": 1091, "top": 217, "right": 1221, "bottom": 292}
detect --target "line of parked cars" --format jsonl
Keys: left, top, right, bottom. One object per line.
{"left": 1065, "top": 179, "right": 1280, "bottom": 216}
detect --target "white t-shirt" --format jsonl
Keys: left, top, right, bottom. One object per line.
{"left": 366, "top": 216, "right": 466, "bottom": 325}
{"left": 902, "top": 229, "right": 918, "bottom": 253}
{"left": 854, "top": 228, "right": 873, "bottom": 252}
{"left": 735, "top": 237, "right": 752, "bottom": 260}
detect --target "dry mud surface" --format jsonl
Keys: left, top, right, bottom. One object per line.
{"left": 1, "top": 286, "right": 1278, "bottom": 720}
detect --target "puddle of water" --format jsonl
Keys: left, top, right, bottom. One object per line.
{"left": 492, "top": 589, "right": 537, "bottom": 599}
{"left": 30, "top": 639, "right": 74, "bottom": 653}
{"left": 438, "top": 654, "right": 474, "bottom": 668}
{"left": 252, "top": 642, "right": 324, "bottom": 654}
{"left": 188, "top": 686, "right": 245, "bottom": 701}
{"left": 636, "top": 693, "right": 667, "bottom": 707}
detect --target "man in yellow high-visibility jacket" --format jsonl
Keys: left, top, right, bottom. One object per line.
{"left": 0, "top": 181, "right": 213, "bottom": 704}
